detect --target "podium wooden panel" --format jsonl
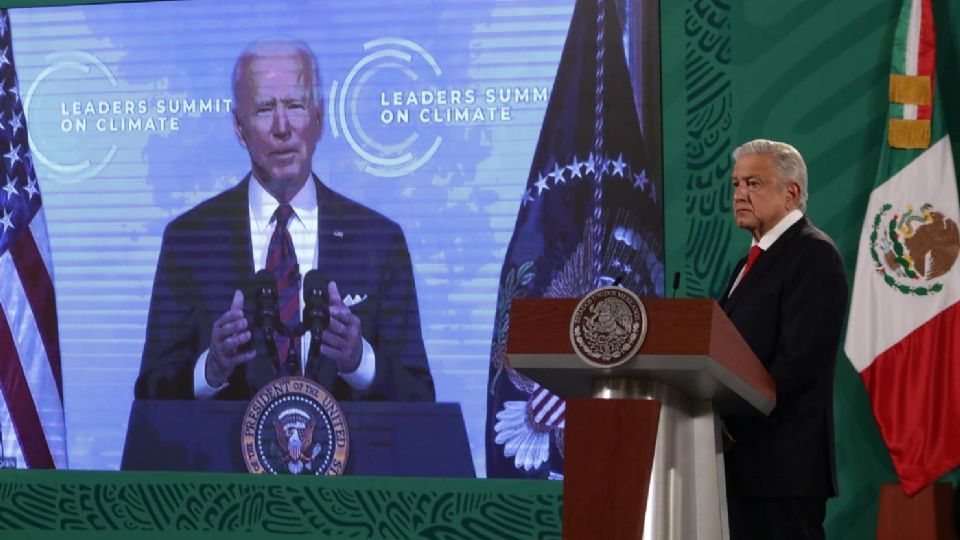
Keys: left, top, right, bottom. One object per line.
{"left": 877, "top": 483, "right": 955, "bottom": 540}
{"left": 564, "top": 398, "right": 660, "bottom": 539}
{"left": 508, "top": 297, "right": 775, "bottom": 540}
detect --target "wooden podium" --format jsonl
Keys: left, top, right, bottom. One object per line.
{"left": 508, "top": 297, "right": 775, "bottom": 540}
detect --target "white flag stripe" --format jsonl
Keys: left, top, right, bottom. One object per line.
{"left": 905, "top": 104, "right": 918, "bottom": 121}
{"left": 534, "top": 396, "right": 559, "bottom": 423}
{"left": 530, "top": 387, "right": 548, "bottom": 409}
{"left": 905, "top": 0, "right": 922, "bottom": 76}
{"left": 546, "top": 402, "right": 565, "bottom": 426}
{"left": 28, "top": 207, "right": 54, "bottom": 279}
{"left": 0, "top": 393, "right": 22, "bottom": 464}
{"left": 0, "top": 245, "right": 67, "bottom": 468}
{"left": 845, "top": 136, "right": 960, "bottom": 371}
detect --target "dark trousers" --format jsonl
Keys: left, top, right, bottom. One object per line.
{"left": 727, "top": 495, "right": 827, "bottom": 540}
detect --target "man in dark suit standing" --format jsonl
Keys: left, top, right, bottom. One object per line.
{"left": 135, "top": 39, "right": 434, "bottom": 402}
{"left": 719, "top": 139, "right": 847, "bottom": 539}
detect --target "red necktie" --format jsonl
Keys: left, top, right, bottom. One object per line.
{"left": 265, "top": 204, "right": 301, "bottom": 376}
{"left": 742, "top": 245, "right": 763, "bottom": 278}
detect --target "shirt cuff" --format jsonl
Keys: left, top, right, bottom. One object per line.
{"left": 193, "top": 349, "right": 229, "bottom": 399}
{"left": 340, "top": 337, "right": 375, "bottom": 390}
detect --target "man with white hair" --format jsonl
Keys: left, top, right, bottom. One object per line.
{"left": 719, "top": 139, "right": 848, "bottom": 539}
{"left": 136, "top": 39, "right": 435, "bottom": 403}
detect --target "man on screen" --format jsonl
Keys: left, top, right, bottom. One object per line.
{"left": 719, "top": 140, "right": 847, "bottom": 539}
{"left": 136, "top": 39, "right": 434, "bottom": 402}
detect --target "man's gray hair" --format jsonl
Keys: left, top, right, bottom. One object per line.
{"left": 231, "top": 38, "right": 323, "bottom": 107}
{"left": 732, "top": 139, "right": 808, "bottom": 211}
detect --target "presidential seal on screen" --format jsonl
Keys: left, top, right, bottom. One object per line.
{"left": 570, "top": 286, "right": 648, "bottom": 368}
{"left": 241, "top": 377, "right": 349, "bottom": 475}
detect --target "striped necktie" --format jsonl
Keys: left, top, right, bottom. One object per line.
{"left": 265, "top": 204, "right": 301, "bottom": 376}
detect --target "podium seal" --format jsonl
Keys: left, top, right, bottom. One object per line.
{"left": 241, "top": 376, "right": 349, "bottom": 475}
{"left": 570, "top": 286, "right": 648, "bottom": 368}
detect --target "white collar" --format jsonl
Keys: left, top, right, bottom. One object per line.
{"left": 248, "top": 174, "right": 318, "bottom": 232}
{"left": 752, "top": 208, "right": 803, "bottom": 251}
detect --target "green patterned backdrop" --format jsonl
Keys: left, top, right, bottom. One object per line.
{"left": 663, "top": 1, "right": 959, "bottom": 539}
{"left": 0, "top": 470, "right": 562, "bottom": 539}
{"left": 1, "top": 0, "right": 958, "bottom": 538}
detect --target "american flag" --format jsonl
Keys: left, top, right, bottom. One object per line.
{"left": 0, "top": 9, "right": 67, "bottom": 469}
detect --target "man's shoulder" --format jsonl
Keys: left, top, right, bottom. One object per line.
{"left": 164, "top": 182, "right": 246, "bottom": 233}
{"left": 779, "top": 216, "right": 835, "bottom": 249}
{"left": 787, "top": 217, "right": 843, "bottom": 265}
{"left": 320, "top": 183, "right": 402, "bottom": 234}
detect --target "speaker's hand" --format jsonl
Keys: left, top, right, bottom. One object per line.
{"left": 321, "top": 281, "right": 363, "bottom": 374}
{"left": 206, "top": 289, "right": 255, "bottom": 387}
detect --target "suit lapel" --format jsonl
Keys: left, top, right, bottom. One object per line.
{"left": 313, "top": 175, "right": 348, "bottom": 282}
{"left": 719, "top": 257, "right": 746, "bottom": 308}
{"left": 224, "top": 175, "right": 256, "bottom": 281}
{"left": 722, "top": 217, "right": 808, "bottom": 314}
{"left": 309, "top": 176, "right": 345, "bottom": 388}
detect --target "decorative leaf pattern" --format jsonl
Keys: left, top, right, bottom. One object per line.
{"left": 489, "top": 261, "right": 538, "bottom": 394}
{"left": 0, "top": 472, "right": 562, "bottom": 538}
{"left": 682, "top": 0, "right": 734, "bottom": 298}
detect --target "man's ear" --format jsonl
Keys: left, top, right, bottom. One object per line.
{"left": 786, "top": 182, "right": 801, "bottom": 208}
{"left": 233, "top": 111, "right": 247, "bottom": 149}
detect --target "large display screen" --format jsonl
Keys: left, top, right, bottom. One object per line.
{"left": 0, "top": 0, "right": 660, "bottom": 475}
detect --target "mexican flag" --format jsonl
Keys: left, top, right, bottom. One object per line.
{"left": 845, "top": 0, "right": 960, "bottom": 496}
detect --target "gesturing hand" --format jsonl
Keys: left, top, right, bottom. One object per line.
{"left": 321, "top": 281, "right": 363, "bottom": 374}
{"left": 205, "top": 290, "right": 255, "bottom": 387}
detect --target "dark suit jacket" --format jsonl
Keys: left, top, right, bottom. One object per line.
{"left": 135, "top": 175, "right": 435, "bottom": 402}
{"left": 719, "top": 216, "right": 848, "bottom": 498}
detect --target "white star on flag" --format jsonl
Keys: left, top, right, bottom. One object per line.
{"left": 4, "top": 142, "right": 19, "bottom": 168}
{"left": 9, "top": 111, "right": 22, "bottom": 135}
{"left": 2, "top": 176, "right": 16, "bottom": 197}
{"left": 610, "top": 153, "right": 626, "bottom": 177}
{"left": 535, "top": 172, "right": 549, "bottom": 195}
{"left": 0, "top": 206, "right": 13, "bottom": 233}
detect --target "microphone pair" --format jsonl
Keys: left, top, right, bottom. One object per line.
{"left": 252, "top": 268, "right": 329, "bottom": 337}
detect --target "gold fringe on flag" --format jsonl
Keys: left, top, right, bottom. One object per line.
{"left": 890, "top": 74, "right": 931, "bottom": 105}
{"left": 889, "top": 119, "right": 931, "bottom": 149}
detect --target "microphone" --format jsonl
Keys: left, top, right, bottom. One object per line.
{"left": 612, "top": 274, "right": 625, "bottom": 287}
{"left": 302, "top": 269, "right": 329, "bottom": 377}
{"left": 253, "top": 269, "right": 280, "bottom": 336}
{"left": 302, "top": 270, "right": 330, "bottom": 336}
{"left": 672, "top": 272, "right": 681, "bottom": 298}
{"left": 245, "top": 269, "right": 282, "bottom": 387}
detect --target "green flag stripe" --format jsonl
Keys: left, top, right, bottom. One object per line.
{"left": 890, "top": 0, "right": 913, "bottom": 76}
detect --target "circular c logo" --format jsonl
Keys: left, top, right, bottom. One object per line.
{"left": 24, "top": 51, "right": 118, "bottom": 184}
{"left": 329, "top": 38, "right": 443, "bottom": 178}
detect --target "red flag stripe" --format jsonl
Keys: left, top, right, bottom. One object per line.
{"left": 9, "top": 230, "right": 62, "bottom": 401}
{"left": 916, "top": 0, "right": 935, "bottom": 119}
{"left": 860, "top": 300, "right": 960, "bottom": 496}
{"left": 0, "top": 307, "right": 55, "bottom": 469}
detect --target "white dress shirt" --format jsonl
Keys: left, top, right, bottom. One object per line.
{"left": 193, "top": 175, "right": 375, "bottom": 398}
